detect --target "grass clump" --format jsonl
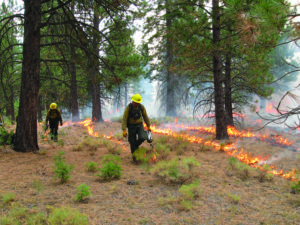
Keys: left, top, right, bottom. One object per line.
{"left": 132, "top": 147, "right": 157, "bottom": 164}
{"left": 227, "top": 193, "right": 240, "bottom": 204}
{"left": 53, "top": 151, "right": 74, "bottom": 183}
{"left": 155, "top": 143, "right": 170, "bottom": 160}
{"left": 48, "top": 206, "right": 89, "bottom": 225}
{"left": 2, "top": 192, "right": 15, "bottom": 204}
{"left": 75, "top": 183, "right": 91, "bottom": 202}
{"left": 84, "top": 161, "right": 99, "bottom": 172}
{"left": 151, "top": 157, "right": 201, "bottom": 184}
{"left": 72, "top": 137, "right": 104, "bottom": 152}
{"left": 96, "top": 155, "right": 123, "bottom": 181}
{"left": 32, "top": 179, "right": 45, "bottom": 192}
{"left": 257, "top": 164, "right": 274, "bottom": 182}
{"left": 179, "top": 179, "right": 201, "bottom": 200}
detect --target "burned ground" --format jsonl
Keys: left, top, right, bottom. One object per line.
{"left": 0, "top": 121, "right": 299, "bottom": 224}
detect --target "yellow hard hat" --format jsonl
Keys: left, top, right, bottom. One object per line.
{"left": 50, "top": 103, "right": 57, "bottom": 109}
{"left": 131, "top": 94, "right": 142, "bottom": 103}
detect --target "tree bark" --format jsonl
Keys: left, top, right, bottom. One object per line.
{"left": 37, "top": 95, "right": 42, "bottom": 122}
{"left": 224, "top": 53, "right": 234, "bottom": 126}
{"left": 212, "top": 0, "right": 228, "bottom": 140}
{"left": 70, "top": 44, "right": 79, "bottom": 122}
{"left": 14, "top": 0, "right": 41, "bottom": 152}
{"left": 91, "top": 11, "right": 103, "bottom": 122}
{"left": 165, "top": 0, "right": 177, "bottom": 117}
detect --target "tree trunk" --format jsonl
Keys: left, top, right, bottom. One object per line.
{"left": 212, "top": 0, "right": 228, "bottom": 140}
{"left": 224, "top": 53, "right": 234, "bottom": 126}
{"left": 91, "top": 11, "right": 103, "bottom": 122}
{"left": 165, "top": 0, "right": 176, "bottom": 117}
{"left": 14, "top": 0, "right": 41, "bottom": 152}
{"left": 70, "top": 45, "right": 79, "bottom": 122}
{"left": 10, "top": 93, "right": 15, "bottom": 122}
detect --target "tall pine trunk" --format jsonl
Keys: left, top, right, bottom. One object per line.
{"left": 212, "top": 0, "right": 228, "bottom": 140}
{"left": 165, "top": 0, "right": 176, "bottom": 117}
{"left": 91, "top": 11, "right": 103, "bottom": 122}
{"left": 70, "top": 44, "right": 79, "bottom": 122}
{"left": 224, "top": 53, "right": 234, "bottom": 126}
{"left": 14, "top": 0, "right": 41, "bottom": 152}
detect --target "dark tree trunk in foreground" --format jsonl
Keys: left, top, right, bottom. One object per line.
{"left": 224, "top": 53, "right": 234, "bottom": 126}
{"left": 91, "top": 11, "right": 103, "bottom": 122}
{"left": 165, "top": 0, "right": 177, "bottom": 117}
{"left": 212, "top": 0, "right": 228, "bottom": 140}
{"left": 70, "top": 45, "right": 79, "bottom": 122}
{"left": 14, "top": 0, "right": 41, "bottom": 152}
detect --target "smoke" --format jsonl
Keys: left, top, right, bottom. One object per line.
{"left": 258, "top": 151, "right": 296, "bottom": 166}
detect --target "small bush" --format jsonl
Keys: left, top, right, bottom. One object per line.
{"left": 257, "top": 164, "right": 274, "bottom": 182}
{"left": 26, "top": 212, "right": 47, "bottom": 225}
{"left": 155, "top": 143, "right": 170, "bottom": 160}
{"left": 47, "top": 206, "right": 89, "bottom": 225}
{"left": 291, "top": 181, "right": 300, "bottom": 194}
{"left": 2, "top": 192, "right": 15, "bottom": 204}
{"left": 96, "top": 161, "right": 123, "bottom": 181}
{"left": 72, "top": 137, "right": 104, "bottom": 152}
{"left": 53, "top": 151, "right": 74, "bottom": 183}
{"left": 84, "top": 161, "right": 99, "bottom": 172}
{"left": 0, "top": 126, "right": 14, "bottom": 145}
{"left": 75, "top": 183, "right": 91, "bottom": 202}
{"left": 227, "top": 157, "right": 239, "bottom": 170}
{"left": 227, "top": 193, "right": 240, "bottom": 204}
{"left": 151, "top": 157, "right": 201, "bottom": 184}
{"left": 179, "top": 179, "right": 201, "bottom": 200}
{"left": 133, "top": 147, "right": 157, "bottom": 164}
{"left": 101, "top": 154, "right": 122, "bottom": 165}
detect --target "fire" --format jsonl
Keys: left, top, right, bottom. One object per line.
{"left": 147, "top": 122, "right": 298, "bottom": 180}
{"left": 44, "top": 117, "right": 297, "bottom": 181}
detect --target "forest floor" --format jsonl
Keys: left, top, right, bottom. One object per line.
{"left": 0, "top": 119, "right": 300, "bottom": 225}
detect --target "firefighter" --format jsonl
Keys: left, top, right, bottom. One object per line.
{"left": 122, "top": 94, "right": 151, "bottom": 163}
{"left": 45, "top": 103, "right": 63, "bottom": 141}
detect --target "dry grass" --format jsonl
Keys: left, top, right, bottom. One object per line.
{"left": 0, "top": 121, "right": 300, "bottom": 224}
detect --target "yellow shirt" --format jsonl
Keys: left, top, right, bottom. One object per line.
{"left": 122, "top": 103, "right": 151, "bottom": 130}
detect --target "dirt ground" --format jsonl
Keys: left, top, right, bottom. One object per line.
{"left": 0, "top": 120, "right": 300, "bottom": 225}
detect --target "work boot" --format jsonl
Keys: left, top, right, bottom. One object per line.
{"left": 132, "top": 156, "right": 137, "bottom": 164}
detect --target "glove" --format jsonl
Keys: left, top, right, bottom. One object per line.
{"left": 123, "top": 130, "right": 127, "bottom": 137}
{"left": 60, "top": 122, "right": 63, "bottom": 126}
{"left": 147, "top": 127, "right": 151, "bottom": 132}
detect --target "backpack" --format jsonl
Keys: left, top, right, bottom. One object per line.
{"left": 128, "top": 103, "right": 142, "bottom": 120}
{"left": 49, "top": 109, "right": 60, "bottom": 121}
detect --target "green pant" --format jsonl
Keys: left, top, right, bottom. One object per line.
{"left": 127, "top": 123, "right": 147, "bottom": 155}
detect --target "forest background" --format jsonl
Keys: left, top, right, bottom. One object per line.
{"left": 0, "top": 0, "right": 300, "bottom": 150}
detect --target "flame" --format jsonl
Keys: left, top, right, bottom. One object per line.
{"left": 42, "top": 117, "right": 297, "bottom": 180}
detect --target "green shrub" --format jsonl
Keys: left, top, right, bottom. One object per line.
{"left": 0, "top": 126, "right": 14, "bottom": 145}
{"left": 75, "top": 183, "right": 91, "bottom": 202}
{"left": 96, "top": 161, "right": 123, "bottom": 181}
{"left": 291, "top": 181, "right": 300, "bottom": 193}
{"left": 2, "top": 192, "right": 15, "bottom": 204}
{"left": 227, "top": 157, "right": 239, "bottom": 170}
{"left": 84, "top": 161, "right": 99, "bottom": 172}
{"left": 179, "top": 179, "right": 201, "bottom": 200}
{"left": 133, "top": 147, "right": 157, "bottom": 164}
{"left": 47, "top": 206, "right": 89, "bottom": 225}
{"left": 227, "top": 193, "right": 240, "bottom": 204}
{"left": 26, "top": 212, "right": 47, "bottom": 225}
{"left": 257, "top": 164, "right": 274, "bottom": 182}
{"left": 151, "top": 157, "right": 201, "bottom": 184}
{"left": 53, "top": 151, "right": 74, "bottom": 183}
{"left": 155, "top": 143, "right": 170, "bottom": 160}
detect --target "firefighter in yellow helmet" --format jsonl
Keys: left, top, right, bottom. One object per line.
{"left": 122, "top": 94, "right": 151, "bottom": 163}
{"left": 45, "top": 103, "right": 63, "bottom": 141}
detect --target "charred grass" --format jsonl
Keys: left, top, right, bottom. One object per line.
{"left": 0, "top": 122, "right": 300, "bottom": 224}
